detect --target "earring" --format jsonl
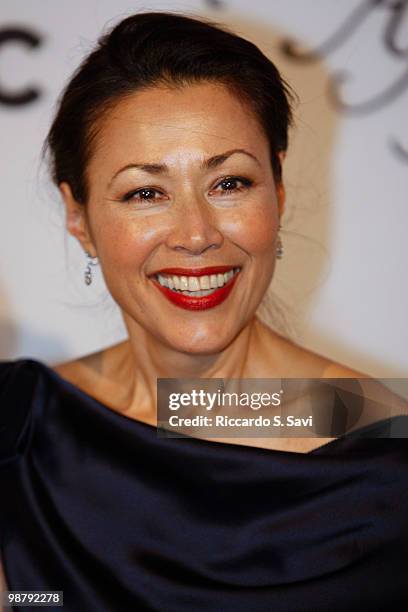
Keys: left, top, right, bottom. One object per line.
{"left": 84, "top": 251, "right": 99, "bottom": 285}
{"left": 276, "top": 224, "right": 283, "bottom": 260}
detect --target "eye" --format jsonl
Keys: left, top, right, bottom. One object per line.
{"left": 121, "top": 187, "right": 167, "bottom": 203}
{"left": 210, "top": 176, "right": 253, "bottom": 196}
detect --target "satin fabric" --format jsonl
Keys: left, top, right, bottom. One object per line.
{"left": 1, "top": 358, "right": 408, "bottom": 612}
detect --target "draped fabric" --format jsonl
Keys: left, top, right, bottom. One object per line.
{"left": 1, "top": 358, "right": 408, "bottom": 611}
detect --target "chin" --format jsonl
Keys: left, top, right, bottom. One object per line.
{"left": 164, "top": 327, "right": 236, "bottom": 356}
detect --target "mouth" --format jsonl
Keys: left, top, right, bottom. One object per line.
{"left": 148, "top": 266, "right": 242, "bottom": 311}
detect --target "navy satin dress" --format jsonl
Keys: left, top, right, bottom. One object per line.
{"left": 1, "top": 358, "right": 408, "bottom": 611}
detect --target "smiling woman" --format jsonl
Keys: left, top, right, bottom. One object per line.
{"left": 58, "top": 80, "right": 285, "bottom": 357}
{"left": 0, "top": 10, "right": 407, "bottom": 612}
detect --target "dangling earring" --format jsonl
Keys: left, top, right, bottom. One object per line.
{"left": 84, "top": 251, "right": 99, "bottom": 285}
{"left": 276, "top": 223, "right": 283, "bottom": 260}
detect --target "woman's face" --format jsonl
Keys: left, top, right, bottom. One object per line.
{"left": 61, "top": 81, "right": 285, "bottom": 354}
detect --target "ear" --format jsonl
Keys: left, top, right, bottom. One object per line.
{"left": 276, "top": 151, "right": 286, "bottom": 221}
{"left": 59, "top": 182, "right": 97, "bottom": 257}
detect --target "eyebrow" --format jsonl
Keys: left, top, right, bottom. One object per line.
{"left": 108, "top": 148, "right": 260, "bottom": 188}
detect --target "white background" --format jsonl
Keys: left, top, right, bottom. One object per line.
{"left": 0, "top": 0, "right": 407, "bottom": 377}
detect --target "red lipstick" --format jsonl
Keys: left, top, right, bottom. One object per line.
{"left": 150, "top": 265, "right": 237, "bottom": 277}
{"left": 150, "top": 268, "right": 241, "bottom": 311}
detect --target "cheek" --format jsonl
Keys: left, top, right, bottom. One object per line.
{"left": 92, "top": 215, "right": 162, "bottom": 268}
{"left": 223, "top": 203, "right": 278, "bottom": 254}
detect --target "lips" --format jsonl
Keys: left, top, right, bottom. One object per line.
{"left": 149, "top": 265, "right": 238, "bottom": 277}
{"left": 149, "top": 266, "right": 241, "bottom": 311}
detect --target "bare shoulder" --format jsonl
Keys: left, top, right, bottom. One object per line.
{"left": 293, "top": 342, "right": 371, "bottom": 380}
{"left": 51, "top": 340, "right": 132, "bottom": 407}
{"left": 51, "top": 341, "right": 128, "bottom": 388}
{"left": 254, "top": 318, "right": 370, "bottom": 378}
{"left": 320, "top": 361, "right": 370, "bottom": 379}
{"left": 295, "top": 346, "right": 370, "bottom": 380}
{"left": 290, "top": 334, "right": 408, "bottom": 427}
{"left": 52, "top": 349, "right": 105, "bottom": 385}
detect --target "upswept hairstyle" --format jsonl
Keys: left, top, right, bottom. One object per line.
{"left": 44, "top": 11, "right": 294, "bottom": 204}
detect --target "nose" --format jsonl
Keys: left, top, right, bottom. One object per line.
{"left": 166, "top": 196, "right": 224, "bottom": 256}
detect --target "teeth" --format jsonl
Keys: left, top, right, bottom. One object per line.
{"left": 179, "top": 276, "right": 189, "bottom": 290}
{"left": 188, "top": 277, "right": 200, "bottom": 291}
{"left": 155, "top": 267, "right": 240, "bottom": 294}
{"left": 199, "top": 275, "right": 210, "bottom": 290}
{"left": 181, "top": 288, "right": 217, "bottom": 297}
{"left": 209, "top": 274, "right": 218, "bottom": 289}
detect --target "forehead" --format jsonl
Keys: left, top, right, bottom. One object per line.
{"left": 88, "top": 82, "right": 269, "bottom": 172}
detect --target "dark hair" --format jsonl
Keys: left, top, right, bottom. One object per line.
{"left": 44, "top": 11, "right": 294, "bottom": 204}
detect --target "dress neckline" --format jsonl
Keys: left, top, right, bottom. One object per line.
{"left": 23, "top": 357, "right": 398, "bottom": 457}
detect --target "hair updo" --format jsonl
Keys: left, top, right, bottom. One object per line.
{"left": 44, "top": 11, "right": 294, "bottom": 205}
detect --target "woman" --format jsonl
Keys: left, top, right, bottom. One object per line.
{"left": 1, "top": 11, "right": 407, "bottom": 612}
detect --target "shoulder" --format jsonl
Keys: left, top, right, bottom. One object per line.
{"left": 320, "top": 361, "right": 370, "bottom": 379}
{"left": 0, "top": 359, "right": 40, "bottom": 462}
{"left": 51, "top": 340, "right": 131, "bottom": 405}
{"left": 279, "top": 333, "right": 371, "bottom": 379}
{"left": 254, "top": 318, "right": 370, "bottom": 378}
{"left": 0, "top": 358, "right": 24, "bottom": 382}
{"left": 0, "top": 358, "right": 41, "bottom": 394}
{"left": 52, "top": 344, "right": 114, "bottom": 389}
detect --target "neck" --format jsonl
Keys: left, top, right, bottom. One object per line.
{"left": 115, "top": 315, "right": 264, "bottom": 422}
{"left": 126, "top": 314, "right": 260, "bottom": 378}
